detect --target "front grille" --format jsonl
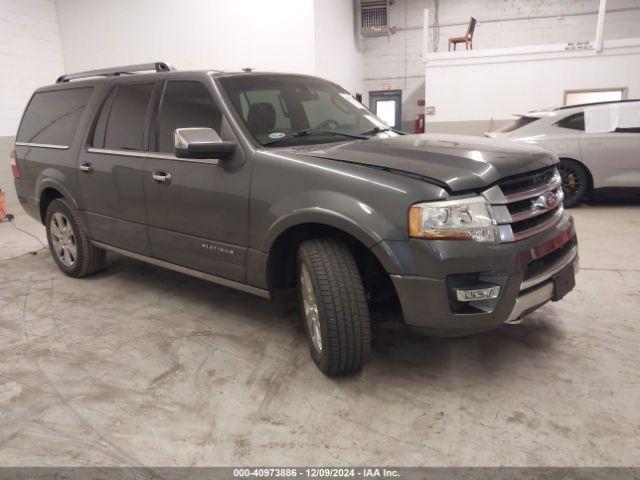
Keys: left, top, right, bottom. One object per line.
{"left": 499, "top": 167, "right": 557, "bottom": 197}
{"left": 488, "top": 166, "right": 564, "bottom": 242}
{"left": 511, "top": 208, "right": 558, "bottom": 235}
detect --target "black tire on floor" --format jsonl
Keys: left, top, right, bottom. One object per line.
{"left": 297, "top": 237, "right": 371, "bottom": 376}
{"left": 558, "top": 159, "right": 589, "bottom": 208}
{"left": 45, "top": 198, "right": 106, "bottom": 277}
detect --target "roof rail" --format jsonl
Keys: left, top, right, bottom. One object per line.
{"left": 555, "top": 98, "right": 640, "bottom": 110}
{"left": 56, "top": 62, "right": 176, "bottom": 83}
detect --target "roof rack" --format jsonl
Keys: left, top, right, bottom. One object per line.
{"left": 56, "top": 62, "right": 175, "bottom": 83}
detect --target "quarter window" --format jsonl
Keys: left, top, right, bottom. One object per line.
{"left": 155, "top": 81, "right": 222, "bottom": 153}
{"left": 17, "top": 87, "right": 93, "bottom": 146}
{"left": 556, "top": 113, "right": 585, "bottom": 131}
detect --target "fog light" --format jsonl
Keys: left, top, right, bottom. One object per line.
{"left": 455, "top": 285, "right": 501, "bottom": 302}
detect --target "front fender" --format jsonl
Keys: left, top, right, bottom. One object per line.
{"left": 260, "top": 190, "right": 406, "bottom": 274}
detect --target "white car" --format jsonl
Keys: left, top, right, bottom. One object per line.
{"left": 486, "top": 100, "right": 640, "bottom": 207}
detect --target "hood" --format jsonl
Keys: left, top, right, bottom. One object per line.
{"left": 290, "top": 133, "right": 557, "bottom": 192}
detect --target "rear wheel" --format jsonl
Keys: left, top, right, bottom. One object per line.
{"left": 558, "top": 159, "right": 589, "bottom": 208}
{"left": 45, "top": 198, "right": 106, "bottom": 277}
{"left": 297, "top": 238, "right": 371, "bottom": 376}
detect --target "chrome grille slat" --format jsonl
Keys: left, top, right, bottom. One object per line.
{"left": 503, "top": 171, "right": 561, "bottom": 203}
{"left": 512, "top": 206, "right": 564, "bottom": 241}
{"left": 510, "top": 190, "right": 563, "bottom": 222}
{"left": 485, "top": 167, "right": 564, "bottom": 242}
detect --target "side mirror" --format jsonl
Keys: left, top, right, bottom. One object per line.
{"left": 174, "top": 127, "right": 236, "bottom": 160}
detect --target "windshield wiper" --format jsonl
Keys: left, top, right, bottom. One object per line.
{"left": 359, "top": 126, "right": 406, "bottom": 136}
{"left": 262, "top": 128, "right": 368, "bottom": 146}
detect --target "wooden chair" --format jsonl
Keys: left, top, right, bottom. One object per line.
{"left": 449, "top": 17, "right": 476, "bottom": 51}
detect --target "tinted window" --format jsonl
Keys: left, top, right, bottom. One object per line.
{"left": 17, "top": 87, "right": 93, "bottom": 145}
{"left": 156, "top": 81, "right": 221, "bottom": 153}
{"left": 103, "top": 83, "right": 154, "bottom": 151}
{"left": 497, "top": 116, "right": 538, "bottom": 133}
{"left": 556, "top": 113, "right": 585, "bottom": 131}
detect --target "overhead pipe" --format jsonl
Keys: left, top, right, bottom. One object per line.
{"left": 391, "top": 6, "right": 640, "bottom": 32}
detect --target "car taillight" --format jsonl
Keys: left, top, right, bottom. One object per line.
{"left": 10, "top": 149, "right": 20, "bottom": 178}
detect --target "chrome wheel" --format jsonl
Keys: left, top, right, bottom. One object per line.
{"left": 50, "top": 212, "right": 77, "bottom": 267}
{"left": 300, "top": 262, "right": 322, "bottom": 353}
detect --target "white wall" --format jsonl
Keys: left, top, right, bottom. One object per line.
{"left": 0, "top": 0, "right": 65, "bottom": 136}
{"left": 56, "top": 0, "right": 317, "bottom": 75}
{"left": 314, "top": 0, "right": 363, "bottom": 94}
{"left": 55, "top": 0, "right": 362, "bottom": 92}
{"left": 424, "top": 38, "right": 640, "bottom": 129}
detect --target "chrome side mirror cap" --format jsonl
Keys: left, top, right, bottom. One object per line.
{"left": 174, "top": 127, "right": 236, "bottom": 159}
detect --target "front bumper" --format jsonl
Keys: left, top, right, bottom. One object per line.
{"left": 385, "top": 211, "right": 577, "bottom": 336}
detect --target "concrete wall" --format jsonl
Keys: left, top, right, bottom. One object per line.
{"left": 0, "top": 0, "right": 65, "bottom": 207}
{"left": 362, "top": 0, "right": 640, "bottom": 133}
{"left": 431, "top": 0, "right": 640, "bottom": 51}
{"left": 0, "top": 0, "right": 65, "bottom": 137}
{"left": 423, "top": 36, "right": 640, "bottom": 136}
{"left": 314, "top": 0, "right": 363, "bottom": 94}
{"left": 425, "top": 39, "right": 640, "bottom": 131}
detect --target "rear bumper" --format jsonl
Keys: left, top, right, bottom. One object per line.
{"left": 387, "top": 211, "right": 577, "bottom": 336}
{"left": 13, "top": 178, "right": 40, "bottom": 221}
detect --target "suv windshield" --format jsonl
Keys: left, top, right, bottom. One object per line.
{"left": 218, "top": 74, "right": 399, "bottom": 147}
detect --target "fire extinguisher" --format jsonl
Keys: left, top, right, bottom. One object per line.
{"left": 415, "top": 114, "right": 425, "bottom": 134}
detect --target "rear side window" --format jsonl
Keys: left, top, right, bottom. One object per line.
{"left": 17, "top": 87, "right": 93, "bottom": 146}
{"left": 92, "top": 83, "right": 154, "bottom": 151}
{"left": 155, "top": 81, "right": 222, "bottom": 153}
{"left": 556, "top": 113, "right": 585, "bottom": 131}
{"left": 497, "top": 116, "right": 538, "bottom": 133}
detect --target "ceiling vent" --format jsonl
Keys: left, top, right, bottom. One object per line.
{"left": 361, "top": 0, "right": 390, "bottom": 37}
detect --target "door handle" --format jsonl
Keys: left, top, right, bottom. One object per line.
{"left": 152, "top": 171, "right": 171, "bottom": 184}
{"left": 79, "top": 162, "right": 93, "bottom": 173}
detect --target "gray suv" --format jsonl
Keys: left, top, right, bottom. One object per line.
{"left": 11, "top": 62, "right": 578, "bottom": 375}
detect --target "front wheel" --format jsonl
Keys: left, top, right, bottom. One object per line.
{"left": 558, "top": 159, "right": 589, "bottom": 208}
{"left": 297, "top": 238, "right": 371, "bottom": 376}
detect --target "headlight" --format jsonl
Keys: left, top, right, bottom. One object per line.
{"left": 408, "top": 196, "right": 497, "bottom": 242}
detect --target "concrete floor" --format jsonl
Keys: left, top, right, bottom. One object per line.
{"left": 0, "top": 203, "right": 639, "bottom": 466}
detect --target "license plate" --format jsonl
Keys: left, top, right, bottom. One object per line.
{"left": 553, "top": 264, "right": 575, "bottom": 301}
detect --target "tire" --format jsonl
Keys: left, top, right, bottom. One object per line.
{"left": 297, "top": 237, "right": 371, "bottom": 376}
{"left": 45, "top": 198, "right": 106, "bottom": 277}
{"left": 558, "top": 159, "right": 589, "bottom": 208}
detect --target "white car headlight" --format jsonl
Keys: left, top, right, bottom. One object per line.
{"left": 408, "top": 196, "right": 497, "bottom": 242}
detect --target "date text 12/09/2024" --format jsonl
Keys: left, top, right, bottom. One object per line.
{"left": 233, "top": 468, "right": 400, "bottom": 478}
